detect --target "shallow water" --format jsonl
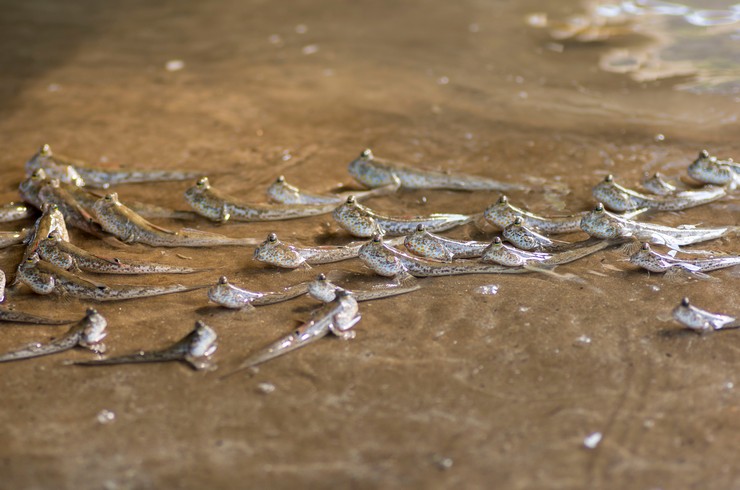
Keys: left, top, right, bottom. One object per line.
{"left": 0, "top": 0, "right": 739, "bottom": 488}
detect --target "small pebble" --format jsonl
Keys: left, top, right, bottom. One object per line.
{"left": 583, "top": 432, "right": 602, "bottom": 449}
{"left": 165, "top": 60, "right": 185, "bottom": 72}
{"left": 302, "top": 44, "right": 319, "bottom": 55}
{"left": 257, "top": 382, "right": 276, "bottom": 394}
{"left": 97, "top": 409, "right": 116, "bottom": 425}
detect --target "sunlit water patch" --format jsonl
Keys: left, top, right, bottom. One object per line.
{"left": 528, "top": 0, "right": 740, "bottom": 95}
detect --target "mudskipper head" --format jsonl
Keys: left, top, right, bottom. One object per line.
{"left": 483, "top": 195, "right": 519, "bottom": 229}
{"left": 332, "top": 197, "right": 380, "bottom": 238}
{"left": 592, "top": 174, "right": 638, "bottom": 212}
{"left": 308, "top": 272, "right": 338, "bottom": 303}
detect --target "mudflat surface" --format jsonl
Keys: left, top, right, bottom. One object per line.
{"left": 0, "top": 0, "right": 738, "bottom": 489}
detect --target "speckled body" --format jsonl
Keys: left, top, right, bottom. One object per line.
{"left": 253, "top": 233, "right": 363, "bottom": 269}
{"left": 0, "top": 306, "right": 75, "bottom": 325}
{"left": 253, "top": 234, "right": 307, "bottom": 268}
{"left": 482, "top": 236, "right": 610, "bottom": 267}
{"left": 672, "top": 298, "right": 738, "bottom": 332}
{"left": 687, "top": 150, "right": 739, "bottom": 187}
{"left": 483, "top": 196, "right": 585, "bottom": 234}
{"left": 580, "top": 204, "right": 733, "bottom": 248}
{"left": 23, "top": 205, "right": 70, "bottom": 264}
{"left": 236, "top": 290, "right": 360, "bottom": 369}
{"left": 18, "top": 169, "right": 49, "bottom": 209}
{"left": 307, "top": 273, "right": 420, "bottom": 302}
{"left": 37, "top": 179, "right": 107, "bottom": 236}
{"left": 18, "top": 255, "right": 201, "bottom": 301}
{"left": 0, "top": 308, "right": 107, "bottom": 363}
{"left": 358, "top": 236, "right": 529, "bottom": 278}
{"left": 629, "top": 243, "right": 740, "bottom": 274}
{"left": 208, "top": 276, "right": 264, "bottom": 308}
{"left": 25, "top": 145, "right": 86, "bottom": 187}
{"left": 266, "top": 175, "right": 399, "bottom": 205}
{"left": 403, "top": 225, "right": 489, "bottom": 260}
{"left": 26, "top": 144, "right": 200, "bottom": 189}
{"left": 333, "top": 196, "right": 474, "bottom": 238}
{"left": 208, "top": 276, "right": 309, "bottom": 309}
{"left": 20, "top": 170, "right": 107, "bottom": 236}
{"left": 0, "top": 202, "right": 34, "bottom": 222}
{"left": 184, "top": 177, "right": 336, "bottom": 222}
{"left": 593, "top": 174, "right": 726, "bottom": 212}
{"left": 347, "top": 149, "right": 527, "bottom": 191}
{"left": 502, "top": 218, "right": 603, "bottom": 253}
{"left": 641, "top": 172, "right": 676, "bottom": 196}
{"left": 38, "top": 233, "right": 199, "bottom": 274}
{"left": 77, "top": 321, "right": 217, "bottom": 370}
{"left": 92, "top": 192, "right": 256, "bottom": 247}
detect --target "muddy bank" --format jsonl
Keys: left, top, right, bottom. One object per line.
{"left": 0, "top": 0, "right": 738, "bottom": 489}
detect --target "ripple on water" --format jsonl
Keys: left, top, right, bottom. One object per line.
{"left": 530, "top": 0, "right": 740, "bottom": 94}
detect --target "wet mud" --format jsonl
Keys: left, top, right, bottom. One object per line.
{"left": 0, "top": 0, "right": 738, "bottom": 488}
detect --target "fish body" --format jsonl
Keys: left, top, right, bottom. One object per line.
{"left": 0, "top": 202, "right": 34, "bottom": 222}
{"left": 580, "top": 203, "right": 733, "bottom": 248}
{"left": 18, "top": 255, "right": 204, "bottom": 301}
{"left": 91, "top": 192, "right": 257, "bottom": 247}
{"left": 76, "top": 321, "right": 217, "bottom": 370}
{"left": 37, "top": 233, "right": 200, "bottom": 274}
{"left": 0, "top": 308, "right": 107, "bottom": 363}
{"left": 0, "top": 306, "right": 76, "bottom": 325}
{"left": 25, "top": 145, "right": 86, "bottom": 186}
{"left": 23, "top": 204, "right": 69, "bottom": 261}
{"left": 37, "top": 179, "right": 108, "bottom": 236}
{"left": 593, "top": 174, "right": 726, "bottom": 212}
{"left": 502, "top": 217, "right": 608, "bottom": 252}
{"left": 266, "top": 175, "right": 400, "bottom": 205}
{"left": 184, "top": 177, "right": 337, "bottom": 222}
{"left": 307, "top": 273, "right": 420, "bottom": 303}
{"left": 348, "top": 149, "right": 528, "bottom": 191}
{"left": 20, "top": 170, "right": 106, "bottom": 236}
{"left": 403, "top": 224, "right": 489, "bottom": 260}
{"left": 253, "top": 233, "right": 363, "bottom": 269}
{"left": 672, "top": 298, "right": 738, "bottom": 332}
{"left": 629, "top": 243, "right": 740, "bottom": 275}
{"left": 481, "top": 236, "right": 610, "bottom": 267}
{"left": 484, "top": 195, "right": 647, "bottom": 234}
{"left": 687, "top": 150, "right": 740, "bottom": 187}
{"left": 358, "top": 236, "right": 529, "bottom": 278}
{"left": 26, "top": 144, "right": 200, "bottom": 188}
{"left": 484, "top": 195, "right": 589, "bottom": 234}
{"left": 234, "top": 290, "right": 359, "bottom": 369}
{"left": 207, "top": 276, "right": 309, "bottom": 309}
{"left": 333, "top": 196, "right": 474, "bottom": 238}
{"left": 641, "top": 172, "right": 676, "bottom": 196}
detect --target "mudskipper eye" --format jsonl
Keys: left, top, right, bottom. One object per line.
{"left": 267, "top": 233, "right": 277, "bottom": 242}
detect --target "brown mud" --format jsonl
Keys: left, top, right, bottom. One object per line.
{"left": 0, "top": 0, "right": 738, "bottom": 488}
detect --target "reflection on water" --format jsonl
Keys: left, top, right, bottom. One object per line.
{"left": 529, "top": 0, "right": 740, "bottom": 95}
